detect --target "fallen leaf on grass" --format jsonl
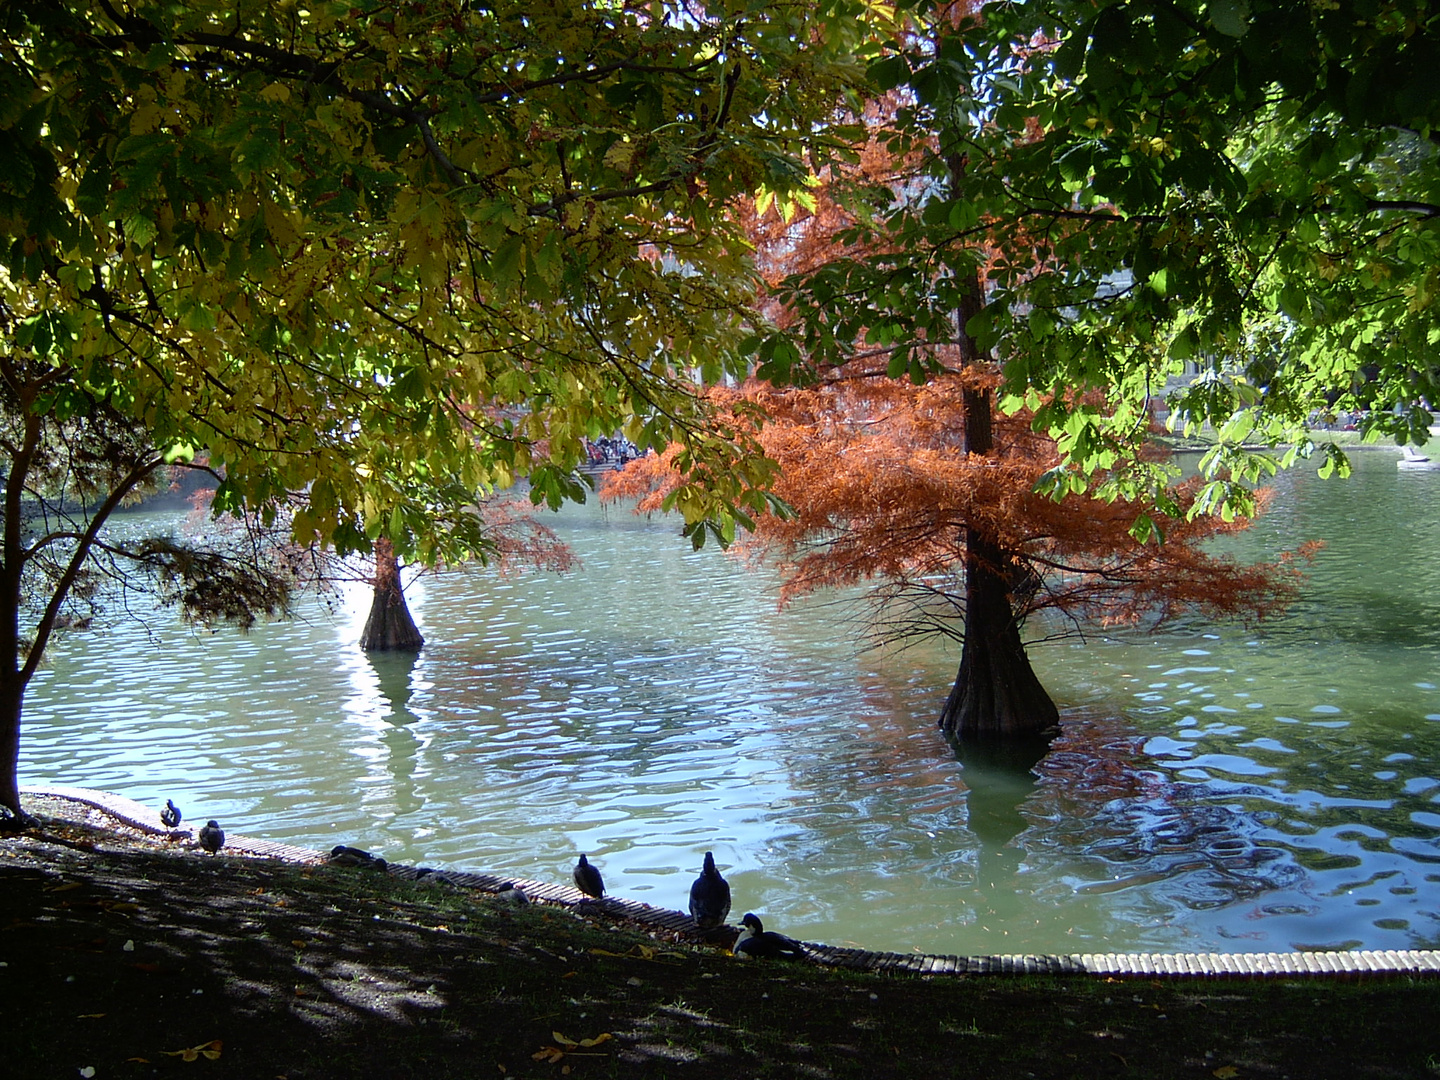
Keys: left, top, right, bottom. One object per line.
{"left": 588, "top": 944, "right": 679, "bottom": 964}
{"left": 1213, "top": 1068, "right": 1240, "bottom": 1079}
{"left": 76, "top": 1013, "right": 106, "bottom": 1019}
{"left": 125, "top": 1057, "right": 151, "bottom": 1063}
{"left": 532, "top": 1032, "right": 613, "bottom": 1064}
{"left": 554, "top": 1032, "right": 612, "bottom": 1049}
{"left": 44, "top": 882, "right": 83, "bottom": 893}
{"left": 162, "top": 1040, "right": 223, "bottom": 1062}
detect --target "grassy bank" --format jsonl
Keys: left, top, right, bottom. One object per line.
{"left": 3, "top": 811, "right": 1438, "bottom": 1080}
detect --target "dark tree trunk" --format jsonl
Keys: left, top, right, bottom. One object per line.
{"left": 0, "top": 682, "right": 22, "bottom": 821}
{"left": 937, "top": 256, "right": 1060, "bottom": 741}
{"left": 0, "top": 408, "right": 34, "bottom": 824}
{"left": 360, "top": 539, "right": 424, "bottom": 652}
{"left": 938, "top": 526, "right": 1060, "bottom": 740}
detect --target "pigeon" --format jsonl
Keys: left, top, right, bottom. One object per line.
{"left": 160, "top": 800, "right": 181, "bottom": 828}
{"left": 328, "top": 845, "right": 388, "bottom": 871}
{"left": 494, "top": 881, "right": 530, "bottom": 905}
{"left": 198, "top": 820, "right": 225, "bottom": 854}
{"left": 732, "top": 913, "right": 807, "bottom": 961}
{"left": 688, "top": 851, "right": 731, "bottom": 929}
{"left": 573, "top": 854, "right": 605, "bottom": 899}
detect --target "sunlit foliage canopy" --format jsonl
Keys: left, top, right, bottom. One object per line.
{"left": 757, "top": 0, "right": 1440, "bottom": 518}
{"left": 1, "top": 0, "right": 876, "bottom": 563}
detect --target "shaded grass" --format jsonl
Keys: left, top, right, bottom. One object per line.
{"left": 3, "top": 815, "right": 1439, "bottom": 1080}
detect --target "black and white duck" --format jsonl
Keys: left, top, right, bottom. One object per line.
{"left": 160, "top": 800, "right": 181, "bottom": 828}
{"left": 732, "top": 913, "right": 806, "bottom": 961}
{"left": 328, "top": 845, "right": 388, "bottom": 870}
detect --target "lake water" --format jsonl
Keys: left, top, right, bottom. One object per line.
{"left": 20, "top": 449, "right": 1440, "bottom": 957}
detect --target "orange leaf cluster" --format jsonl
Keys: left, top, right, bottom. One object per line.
{"left": 477, "top": 496, "right": 578, "bottom": 574}
{"left": 603, "top": 375, "right": 1312, "bottom": 641}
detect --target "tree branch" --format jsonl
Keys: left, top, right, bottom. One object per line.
{"left": 21, "top": 451, "right": 165, "bottom": 686}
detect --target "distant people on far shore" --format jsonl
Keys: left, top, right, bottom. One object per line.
{"left": 583, "top": 436, "right": 645, "bottom": 470}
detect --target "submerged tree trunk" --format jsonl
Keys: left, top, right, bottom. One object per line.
{"left": 938, "top": 257, "right": 1060, "bottom": 741}
{"left": 938, "top": 526, "right": 1060, "bottom": 739}
{"left": 360, "top": 539, "right": 424, "bottom": 652}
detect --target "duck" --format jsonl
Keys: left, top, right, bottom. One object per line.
{"left": 160, "top": 800, "right": 181, "bottom": 828}
{"left": 732, "top": 913, "right": 807, "bottom": 961}
{"left": 198, "top": 820, "right": 225, "bottom": 854}
{"left": 328, "top": 845, "right": 388, "bottom": 871}
{"left": 573, "top": 854, "right": 605, "bottom": 899}
{"left": 688, "top": 851, "right": 731, "bottom": 929}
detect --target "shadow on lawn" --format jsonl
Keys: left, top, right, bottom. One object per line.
{"left": 3, "top": 813, "right": 1439, "bottom": 1080}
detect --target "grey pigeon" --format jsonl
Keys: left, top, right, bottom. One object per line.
{"left": 688, "top": 851, "right": 731, "bottom": 929}
{"left": 494, "top": 881, "right": 530, "bottom": 905}
{"left": 573, "top": 854, "right": 605, "bottom": 899}
{"left": 198, "top": 820, "right": 224, "bottom": 854}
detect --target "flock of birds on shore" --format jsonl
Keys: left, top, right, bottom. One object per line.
{"left": 161, "top": 799, "right": 806, "bottom": 960}
{"left": 573, "top": 849, "right": 806, "bottom": 959}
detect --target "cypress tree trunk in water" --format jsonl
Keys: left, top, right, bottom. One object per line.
{"left": 937, "top": 260, "right": 1060, "bottom": 741}
{"left": 360, "top": 539, "right": 424, "bottom": 652}
{"left": 937, "top": 527, "right": 1060, "bottom": 740}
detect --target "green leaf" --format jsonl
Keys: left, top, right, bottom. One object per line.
{"left": 1129, "top": 513, "right": 1162, "bottom": 544}
{"left": 1209, "top": 0, "right": 1251, "bottom": 38}
{"left": 492, "top": 235, "right": 525, "bottom": 291}
{"left": 1216, "top": 410, "right": 1255, "bottom": 445}
{"left": 868, "top": 55, "right": 910, "bottom": 92}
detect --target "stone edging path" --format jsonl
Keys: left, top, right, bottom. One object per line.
{"left": 23, "top": 785, "right": 1440, "bottom": 981}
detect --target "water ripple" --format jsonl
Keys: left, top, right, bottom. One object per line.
{"left": 20, "top": 471, "right": 1440, "bottom": 955}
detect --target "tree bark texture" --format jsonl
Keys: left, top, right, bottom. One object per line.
{"left": 939, "top": 254, "right": 1060, "bottom": 741}
{"left": 360, "top": 539, "right": 425, "bottom": 652}
{"left": 0, "top": 684, "right": 21, "bottom": 819}
{"left": 938, "top": 526, "right": 1061, "bottom": 740}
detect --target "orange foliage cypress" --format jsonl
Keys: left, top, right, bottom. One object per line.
{"left": 609, "top": 38, "right": 1313, "bottom": 739}
{"left": 603, "top": 374, "right": 1313, "bottom": 642}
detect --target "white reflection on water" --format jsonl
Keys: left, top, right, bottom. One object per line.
{"left": 19, "top": 453, "right": 1440, "bottom": 956}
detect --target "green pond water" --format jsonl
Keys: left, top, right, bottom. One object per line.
{"left": 21, "top": 449, "right": 1440, "bottom": 956}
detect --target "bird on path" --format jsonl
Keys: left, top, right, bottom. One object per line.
{"left": 198, "top": 820, "right": 225, "bottom": 854}
{"left": 688, "top": 851, "right": 731, "bottom": 929}
{"left": 328, "top": 845, "right": 388, "bottom": 870}
{"left": 732, "top": 913, "right": 807, "bottom": 961}
{"left": 573, "top": 854, "right": 605, "bottom": 899}
{"left": 160, "top": 800, "right": 181, "bottom": 828}
{"left": 494, "top": 881, "right": 530, "bottom": 905}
